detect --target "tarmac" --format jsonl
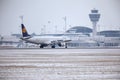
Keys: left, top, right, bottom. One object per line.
{"left": 0, "top": 48, "right": 120, "bottom": 80}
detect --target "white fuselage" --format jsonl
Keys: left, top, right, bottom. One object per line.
{"left": 23, "top": 36, "right": 66, "bottom": 44}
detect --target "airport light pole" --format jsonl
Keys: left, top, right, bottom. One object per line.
{"left": 20, "top": 15, "right": 24, "bottom": 24}
{"left": 48, "top": 21, "right": 51, "bottom": 34}
{"left": 55, "top": 25, "right": 57, "bottom": 34}
{"left": 43, "top": 25, "right": 46, "bottom": 34}
{"left": 0, "top": 36, "right": 3, "bottom": 45}
{"left": 69, "top": 25, "right": 72, "bottom": 29}
{"left": 0, "top": 35, "right": 1, "bottom": 45}
{"left": 41, "top": 27, "right": 44, "bottom": 34}
{"left": 63, "top": 16, "right": 67, "bottom": 33}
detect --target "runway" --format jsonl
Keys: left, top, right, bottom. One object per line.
{"left": 0, "top": 49, "right": 120, "bottom": 80}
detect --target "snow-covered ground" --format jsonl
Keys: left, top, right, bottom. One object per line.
{"left": 0, "top": 49, "right": 120, "bottom": 80}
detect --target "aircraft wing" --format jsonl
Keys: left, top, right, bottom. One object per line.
{"left": 63, "top": 40, "right": 72, "bottom": 42}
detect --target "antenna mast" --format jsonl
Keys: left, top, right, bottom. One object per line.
{"left": 20, "top": 15, "right": 24, "bottom": 24}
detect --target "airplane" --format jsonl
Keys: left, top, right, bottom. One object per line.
{"left": 20, "top": 24, "right": 71, "bottom": 48}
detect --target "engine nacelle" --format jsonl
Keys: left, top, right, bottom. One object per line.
{"left": 58, "top": 42, "right": 64, "bottom": 47}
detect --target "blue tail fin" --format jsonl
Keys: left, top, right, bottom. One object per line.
{"left": 21, "top": 24, "right": 30, "bottom": 37}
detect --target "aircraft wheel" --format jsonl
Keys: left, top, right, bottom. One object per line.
{"left": 40, "top": 45, "right": 44, "bottom": 48}
{"left": 65, "top": 46, "right": 67, "bottom": 48}
{"left": 51, "top": 45, "right": 55, "bottom": 48}
{"left": 65, "top": 43, "right": 67, "bottom": 48}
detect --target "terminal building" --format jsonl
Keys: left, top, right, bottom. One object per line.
{"left": 65, "top": 26, "right": 120, "bottom": 48}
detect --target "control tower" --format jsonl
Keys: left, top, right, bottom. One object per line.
{"left": 89, "top": 9, "right": 100, "bottom": 37}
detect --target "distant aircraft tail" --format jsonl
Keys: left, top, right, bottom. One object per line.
{"left": 21, "top": 24, "right": 31, "bottom": 37}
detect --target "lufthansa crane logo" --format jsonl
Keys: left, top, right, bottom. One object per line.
{"left": 22, "top": 28, "right": 26, "bottom": 33}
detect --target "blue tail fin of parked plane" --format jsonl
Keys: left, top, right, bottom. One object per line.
{"left": 21, "top": 24, "right": 30, "bottom": 37}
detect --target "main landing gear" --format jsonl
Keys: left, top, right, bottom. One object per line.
{"left": 40, "top": 45, "right": 44, "bottom": 48}
{"left": 65, "top": 43, "right": 67, "bottom": 48}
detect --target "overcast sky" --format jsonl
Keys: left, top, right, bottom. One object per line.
{"left": 0, "top": 0, "right": 120, "bottom": 35}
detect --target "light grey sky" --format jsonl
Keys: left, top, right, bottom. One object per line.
{"left": 0, "top": 0, "right": 120, "bottom": 35}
